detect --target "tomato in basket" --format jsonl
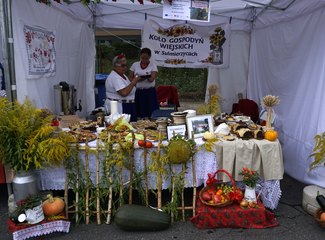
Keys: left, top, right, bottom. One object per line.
{"left": 230, "top": 188, "right": 244, "bottom": 203}
{"left": 213, "top": 195, "right": 222, "bottom": 204}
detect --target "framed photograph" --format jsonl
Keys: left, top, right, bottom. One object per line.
{"left": 186, "top": 114, "right": 214, "bottom": 139}
{"left": 167, "top": 124, "right": 187, "bottom": 140}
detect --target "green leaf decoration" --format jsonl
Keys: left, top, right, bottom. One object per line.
{"left": 308, "top": 132, "right": 325, "bottom": 170}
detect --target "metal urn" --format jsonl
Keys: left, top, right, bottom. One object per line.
{"left": 12, "top": 171, "right": 40, "bottom": 203}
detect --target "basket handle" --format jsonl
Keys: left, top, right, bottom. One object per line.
{"left": 206, "top": 169, "right": 235, "bottom": 188}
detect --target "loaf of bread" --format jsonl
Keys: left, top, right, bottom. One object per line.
{"left": 253, "top": 130, "right": 264, "bottom": 139}
{"left": 236, "top": 128, "right": 253, "bottom": 139}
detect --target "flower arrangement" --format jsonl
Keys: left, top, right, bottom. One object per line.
{"left": 239, "top": 167, "right": 259, "bottom": 188}
{"left": 209, "top": 27, "right": 226, "bottom": 50}
{"left": 0, "top": 98, "right": 74, "bottom": 172}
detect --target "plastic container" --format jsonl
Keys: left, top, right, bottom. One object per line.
{"left": 95, "top": 74, "right": 108, "bottom": 108}
{"left": 302, "top": 185, "right": 325, "bottom": 216}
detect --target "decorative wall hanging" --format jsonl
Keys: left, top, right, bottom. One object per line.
{"left": 23, "top": 25, "right": 56, "bottom": 78}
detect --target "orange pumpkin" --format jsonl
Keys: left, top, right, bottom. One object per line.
{"left": 42, "top": 194, "right": 65, "bottom": 216}
{"left": 320, "top": 212, "right": 325, "bottom": 221}
{"left": 265, "top": 130, "right": 278, "bottom": 141}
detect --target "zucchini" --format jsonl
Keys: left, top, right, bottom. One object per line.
{"left": 114, "top": 204, "right": 171, "bottom": 231}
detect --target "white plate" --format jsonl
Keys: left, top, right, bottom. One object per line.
{"left": 233, "top": 116, "right": 251, "bottom": 122}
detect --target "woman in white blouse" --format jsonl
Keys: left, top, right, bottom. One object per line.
{"left": 129, "top": 48, "right": 159, "bottom": 119}
{"left": 105, "top": 53, "right": 140, "bottom": 122}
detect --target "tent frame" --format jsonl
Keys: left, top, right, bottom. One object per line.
{"left": 0, "top": 0, "right": 16, "bottom": 102}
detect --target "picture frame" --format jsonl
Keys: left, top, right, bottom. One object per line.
{"left": 167, "top": 124, "right": 187, "bottom": 140}
{"left": 186, "top": 114, "right": 214, "bottom": 139}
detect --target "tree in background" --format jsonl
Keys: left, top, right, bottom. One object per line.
{"left": 96, "top": 42, "right": 139, "bottom": 73}
{"left": 96, "top": 44, "right": 113, "bottom": 73}
{"left": 95, "top": 42, "right": 207, "bottom": 100}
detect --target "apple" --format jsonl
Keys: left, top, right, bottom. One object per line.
{"left": 202, "top": 191, "right": 212, "bottom": 201}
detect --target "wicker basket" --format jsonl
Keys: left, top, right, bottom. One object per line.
{"left": 199, "top": 169, "right": 235, "bottom": 207}
{"left": 315, "top": 208, "right": 325, "bottom": 228}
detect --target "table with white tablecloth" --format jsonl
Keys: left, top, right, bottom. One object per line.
{"left": 38, "top": 138, "right": 284, "bottom": 210}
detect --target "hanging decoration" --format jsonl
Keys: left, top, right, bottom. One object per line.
{"left": 35, "top": 0, "right": 160, "bottom": 5}
{"left": 36, "top": 0, "right": 100, "bottom": 5}
{"left": 23, "top": 25, "right": 56, "bottom": 78}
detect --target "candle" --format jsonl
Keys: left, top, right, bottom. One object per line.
{"left": 110, "top": 100, "right": 118, "bottom": 115}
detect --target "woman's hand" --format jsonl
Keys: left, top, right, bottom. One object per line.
{"left": 132, "top": 75, "right": 141, "bottom": 85}
{"left": 148, "top": 71, "right": 157, "bottom": 82}
{"left": 118, "top": 75, "right": 140, "bottom": 97}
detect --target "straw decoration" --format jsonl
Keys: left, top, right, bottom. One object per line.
{"left": 262, "top": 95, "right": 280, "bottom": 108}
{"left": 262, "top": 95, "right": 280, "bottom": 129}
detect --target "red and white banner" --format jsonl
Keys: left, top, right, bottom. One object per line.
{"left": 23, "top": 25, "right": 56, "bottom": 78}
{"left": 142, "top": 19, "right": 230, "bottom": 68}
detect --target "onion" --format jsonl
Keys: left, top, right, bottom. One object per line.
{"left": 239, "top": 199, "right": 249, "bottom": 208}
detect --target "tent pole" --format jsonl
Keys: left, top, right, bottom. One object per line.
{"left": 0, "top": 0, "right": 16, "bottom": 197}
{"left": 92, "top": 2, "right": 97, "bottom": 105}
{"left": 0, "top": 0, "right": 16, "bottom": 102}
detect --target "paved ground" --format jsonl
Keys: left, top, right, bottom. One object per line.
{"left": 1, "top": 174, "right": 324, "bottom": 240}
{"left": 178, "top": 100, "right": 205, "bottom": 112}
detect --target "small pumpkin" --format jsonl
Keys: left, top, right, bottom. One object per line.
{"left": 320, "top": 212, "right": 325, "bottom": 221}
{"left": 264, "top": 129, "right": 278, "bottom": 141}
{"left": 42, "top": 194, "right": 65, "bottom": 216}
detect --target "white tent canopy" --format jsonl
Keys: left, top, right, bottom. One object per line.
{"left": 50, "top": 0, "right": 325, "bottom": 31}
{"left": 1, "top": 0, "right": 325, "bottom": 187}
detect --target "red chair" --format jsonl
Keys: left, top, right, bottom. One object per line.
{"left": 232, "top": 99, "right": 259, "bottom": 123}
{"left": 156, "top": 85, "right": 180, "bottom": 110}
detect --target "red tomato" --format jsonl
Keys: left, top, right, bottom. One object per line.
{"left": 138, "top": 140, "right": 145, "bottom": 147}
{"left": 145, "top": 141, "right": 153, "bottom": 148}
{"left": 213, "top": 194, "right": 221, "bottom": 204}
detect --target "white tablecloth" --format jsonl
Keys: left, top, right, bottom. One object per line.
{"left": 38, "top": 138, "right": 283, "bottom": 209}
{"left": 12, "top": 220, "right": 70, "bottom": 240}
